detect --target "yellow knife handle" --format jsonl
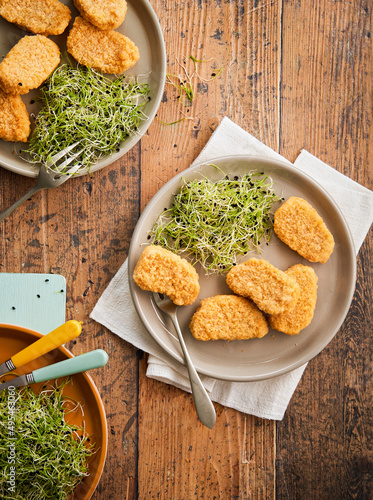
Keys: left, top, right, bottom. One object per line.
{"left": 11, "top": 320, "right": 82, "bottom": 368}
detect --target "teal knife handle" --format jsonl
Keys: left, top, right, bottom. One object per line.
{"left": 32, "top": 349, "right": 109, "bottom": 383}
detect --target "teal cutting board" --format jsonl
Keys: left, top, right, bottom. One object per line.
{"left": 0, "top": 274, "right": 66, "bottom": 334}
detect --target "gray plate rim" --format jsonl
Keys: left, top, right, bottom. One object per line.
{"left": 0, "top": 0, "right": 167, "bottom": 178}
{"left": 128, "top": 155, "right": 357, "bottom": 382}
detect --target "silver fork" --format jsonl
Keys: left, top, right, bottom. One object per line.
{"left": 152, "top": 292, "right": 217, "bottom": 429}
{"left": 0, "top": 143, "right": 83, "bottom": 222}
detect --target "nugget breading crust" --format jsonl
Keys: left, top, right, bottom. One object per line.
{"left": 0, "top": 35, "right": 60, "bottom": 95}
{"left": 274, "top": 196, "right": 335, "bottom": 263}
{"left": 133, "top": 245, "right": 200, "bottom": 306}
{"left": 73, "top": 0, "right": 127, "bottom": 30}
{"left": 268, "top": 264, "right": 318, "bottom": 335}
{"left": 67, "top": 17, "right": 139, "bottom": 74}
{"left": 190, "top": 295, "right": 268, "bottom": 341}
{"left": 0, "top": 90, "right": 30, "bottom": 142}
{"left": 0, "top": 0, "right": 71, "bottom": 36}
{"left": 226, "top": 258, "right": 300, "bottom": 315}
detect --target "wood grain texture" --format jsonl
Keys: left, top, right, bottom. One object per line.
{"left": 138, "top": 0, "right": 280, "bottom": 498}
{"left": 0, "top": 0, "right": 371, "bottom": 498}
{"left": 0, "top": 150, "right": 143, "bottom": 498}
{"left": 276, "top": 0, "right": 372, "bottom": 498}
{"left": 138, "top": 358, "right": 275, "bottom": 500}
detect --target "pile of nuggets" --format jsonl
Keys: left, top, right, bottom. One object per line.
{"left": 133, "top": 196, "right": 335, "bottom": 341}
{"left": 0, "top": 0, "right": 139, "bottom": 143}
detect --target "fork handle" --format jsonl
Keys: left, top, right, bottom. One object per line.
{"left": 171, "top": 317, "right": 217, "bottom": 429}
{"left": 0, "top": 185, "right": 41, "bottom": 222}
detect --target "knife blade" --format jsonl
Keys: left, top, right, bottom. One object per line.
{"left": 0, "top": 320, "right": 82, "bottom": 377}
{"left": 0, "top": 374, "right": 31, "bottom": 392}
{"left": 0, "top": 349, "right": 109, "bottom": 393}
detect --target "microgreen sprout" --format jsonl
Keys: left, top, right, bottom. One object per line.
{"left": 161, "top": 56, "right": 222, "bottom": 123}
{"left": 166, "top": 69, "right": 194, "bottom": 105}
{"left": 0, "top": 380, "right": 94, "bottom": 499}
{"left": 158, "top": 117, "right": 193, "bottom": 125}
{"left": 150, "top": 169, "right": 281, "bottom": 274}
{"left": 188, "top": 55, "right": 223, "bottom": 82}
{"left": 23, "top": 62, "right": 150, "bottom": 172}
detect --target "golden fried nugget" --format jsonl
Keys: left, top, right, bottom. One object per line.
{"left": 133, "top": 245, "right": 200, "bottom": 306}
{"left": 0, "top": 35, "right": 60, "bottom": 95}
{"left": 274, "top": 196, "right": 335, "bottom": 263}
{"left": 268, "top": 264, "right": 318, "bottom": 335}
{"left": 190, "top": 295, "right": 268, "bottom": 341}
{"left": 226, "top": 258, "right": 300, "bottom": 315}
{"left": 73, "top": 0, "right": 127, "bottom": 30}
{"left": 67, "top": 17, "right": 139, "bottom": 74}
{"left": 0, "top": 0, "right": 71, "bottom": 36}
{"left": 0, "top": 89, "right": 30, "bottom": 142}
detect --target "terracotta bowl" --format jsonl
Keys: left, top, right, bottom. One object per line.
{"left": 0, "top": 324, "right": 108, "bottom": 500}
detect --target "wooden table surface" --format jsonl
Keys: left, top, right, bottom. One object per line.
{"left": 1, "top": 0, "right": 372, "bottom": 498}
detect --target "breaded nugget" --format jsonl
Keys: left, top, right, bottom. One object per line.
{"left": 133, "top": 245, "right": 200, "bottom": 306}
{"left": 0, "top": 0, "right": 71, "bottom": 36}
{"left": 226, "top": 258, "right": 300, "bottom": 315}
{"left": 67, "top": 17, "right": 139, "bottom": 74}
{"left": 0, "top": 89, "right": 30, "bottom": 142}
{"left": 0, "top": 35, "right": 60, "bottom": 95}
{"left": 274, "top": 196, "right": 335, "bottom": 263}
{"left": 190, "top": 295, "right": 268, "bottom": 341}
{"left": 73, "top": 0, "right": 127, "bottom": 30}
{"left": 269, "top": 264, "right": 318, "bottom": 335}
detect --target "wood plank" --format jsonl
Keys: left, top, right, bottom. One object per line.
{"left": 138, "top": 358, "right": 275, "bottom": 499}
{"left": 0, "top": 149, "right": 142, "bottom": 499}
{"left": 276, "top": 0, "right": 372, "bottom": 498}
{"left": 138, "top": 0, "right": 281, "bottom": 498}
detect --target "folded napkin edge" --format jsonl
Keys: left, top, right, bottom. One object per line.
{"left": 90, "top": 118, "right": 373, "bottom": 420}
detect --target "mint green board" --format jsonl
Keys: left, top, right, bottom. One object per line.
{"left": 0, "top": 274, "right": 66, "bottom": 334}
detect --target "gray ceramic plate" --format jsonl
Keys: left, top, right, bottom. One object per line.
{"left": 0, "top": 0, "right": 166, "bottom": 177}
{"left": 128, "top": 156, "right": 357, "bottom": 382}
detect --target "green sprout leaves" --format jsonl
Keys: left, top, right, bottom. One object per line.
{"left": 150, "top": 170, "right": 281, "bottom": 274}
{"left": 24, "top": 63, "right": 150, "bottom": 172}
{"left": 0, "top": 382, "right": 94, "bottom": 499}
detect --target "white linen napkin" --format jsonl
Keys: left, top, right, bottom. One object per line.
{"left": 90, "top": 117, "right": 373, "bottom": 420}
